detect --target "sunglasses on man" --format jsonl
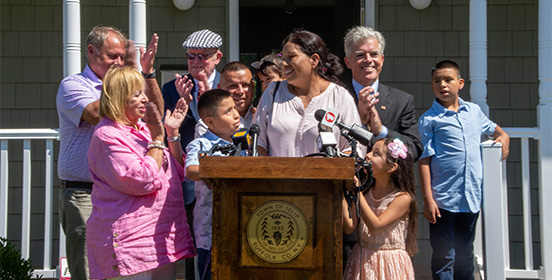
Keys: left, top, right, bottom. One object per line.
{"left": 186, "top": 52, "right": 217, "bottom": 60}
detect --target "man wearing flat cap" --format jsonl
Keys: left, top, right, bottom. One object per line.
{"left": 162, "top": 29, "right": 223, "bottom": 136}
{"left": 160, "top": 28, "right": 223, "bottom": 280}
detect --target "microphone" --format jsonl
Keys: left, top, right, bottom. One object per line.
{"left": 315, "top": 109, "right": 338, "bottom": 131}
{"left": 317, "top": 130, "right": 338, "bottom": 156}
{"left": 207, "top": 143, "right": 236, "bottom": 156}
{"left": 315, "top": 112, "right": 338, "bottom": 156}
{"left": 314, "top": 109, "right": 373, "bottom": 146}
{"left": 249, "top": 124, "right": 261, "bottom": 157}
{"left": 232, "top": 128, "right": 250, "bottom": 155}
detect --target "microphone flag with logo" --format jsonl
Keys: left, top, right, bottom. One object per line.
{"left": 232, "top": 128, "right": 250, "bottom": 152}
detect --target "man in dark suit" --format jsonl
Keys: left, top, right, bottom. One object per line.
{"left": 161, "top": 29, "right": 223, "bottom": 280}
{"left": 341, "top": 26, "right": 423, "bottom": 270}
{"left": 162, "top": 29, "right": 223, "bottom": 148}
{"left": 343, "top": 26, "right": 422, "bottom": 160}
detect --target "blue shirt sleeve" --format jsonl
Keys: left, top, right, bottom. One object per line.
{"left": 373, "top": 125, "right": 389, "bottom": 141}
{"left": 185, "top": 138, "right": 205, "bottom": 168}
{"left": 419, "top": 115, "right": 436, "bottom": 160}
{"left": 474, "top": 104, "right": 497, "bottom": 135}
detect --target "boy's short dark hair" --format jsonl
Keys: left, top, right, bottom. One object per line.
{"left": 432, "top": 60, "right": 462, "bottom": 78}
{"left": 198, "top": 89, "right": 232, "bottom": 119}
{"left": 221, "top": 61, "right": 250, "bottom": 75}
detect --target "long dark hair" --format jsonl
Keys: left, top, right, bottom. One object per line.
{"left": 282, "top": 29, "right": 344, "bottom": 86}
{"left": 366, "top": 138, "right": 418, "bottom": 256}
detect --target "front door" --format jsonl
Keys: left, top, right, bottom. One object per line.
{"left": 238, "top": 0, "right": 361, "bottom": 99}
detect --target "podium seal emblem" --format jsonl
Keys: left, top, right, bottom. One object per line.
{"left": 247, "top": 200, "right": 308, "bottom": 263}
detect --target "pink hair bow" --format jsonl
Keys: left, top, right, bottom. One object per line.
{"left": 388, "top": 138, "right": 408, "bottom": 159}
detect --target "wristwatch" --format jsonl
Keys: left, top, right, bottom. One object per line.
{"left": 142, "top": 69, "right": 156, "bottom": 79}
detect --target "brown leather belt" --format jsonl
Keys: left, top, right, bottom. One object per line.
{"left": 60, "top": 180, "right": 93, "bottom": 189}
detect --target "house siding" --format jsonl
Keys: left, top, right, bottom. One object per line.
{"left": 0, "top": 0, "right": 541, "bottom": 277}
{"left": 380, "top": 1, "right": 540, "bottom": 277}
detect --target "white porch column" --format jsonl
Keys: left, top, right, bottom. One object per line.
{"left": 364, "top": 0, "right": 376, "bottom": 28}
{"left": 538, "top": 0, "right": 552, "bottom": 278}
{"left": 60, "top": 0, "right": 81, "bottom": 259}
{"left": 129, "top": 0, "right": 147, "bottom": 72}
{"left": 228, "top": 0, "right": 239, "bottom": 62}
{"left": 63, "top": 0, "right": 81, "bottom": 77}
{"left": 469, "top": 0, "right": 489, "bottom": 116}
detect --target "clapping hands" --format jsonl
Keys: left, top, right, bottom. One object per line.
{"left": 175, "top": 70, "right": 210, "bottom": 106}
{"left": 140, "top": 33, "right": 159, "bottom": 74}
{"left": 175, "top": 74, "right": 194, "bottom": 105}
{"left": 195, "top": 71, "right": 210, "bottom": 97}
{"left": 358, "top": 86, "right": 382, "bottom": 135}
{"left": 124, "top": 33, "right": 159, "bottom": 72}
{"left": 164, "top": 97, "right": 189, "bottom": 133}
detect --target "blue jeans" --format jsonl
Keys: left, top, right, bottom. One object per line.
{"left": 430, "top": 209, "right": 479, "bottom": 280}
{"left": 184, "top": 197, "right": 196, "bottom": 280}
{"left": 197, "top": 248, "right": 211, "bottom": 280}
{"left": 183, "top": 179, "right": 196, "bottom": 205}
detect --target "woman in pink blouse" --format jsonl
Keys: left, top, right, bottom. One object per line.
{"left": 254, "top": 29, "right": 363, "bottom": 157}
{"left": 87, "top": 66, "right": 195, "bottom": 279}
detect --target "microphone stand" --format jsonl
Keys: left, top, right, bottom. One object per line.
{"left": 356, "top": 187, "right": 363, "bottom": 279}
{"left": 340, "top": 130, "right": 360, "bottom": 163}
{"left": 320, "top": 127, "right": 370, "bottom": 276}
{"left": 352, "top": 165, "right": 373, "bottom": 279}
{"left": 345, "top": 168, "right": 364, "bottom": 278}
{"left": 232, "top": 142, "right": 243, "bottom": 157}
{"left": 339, "top": 133, "right": 372, "bottom": 278}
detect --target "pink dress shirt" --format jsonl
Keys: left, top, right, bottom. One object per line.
{"left": 87, "top": 117, "right": 195, "bottom": 279}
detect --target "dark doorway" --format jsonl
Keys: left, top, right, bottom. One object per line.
{"left": 239, "top": 0, "right": 361, "bottom": 101}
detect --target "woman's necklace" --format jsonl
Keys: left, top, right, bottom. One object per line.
{"left": 290, "top": 84, "right": 324, "bottom": 95}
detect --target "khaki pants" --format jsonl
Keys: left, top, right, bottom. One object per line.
{"left": 59, "top": 186, "right": 92, "bottom": 280}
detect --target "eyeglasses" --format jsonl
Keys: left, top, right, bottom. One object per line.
{"left": 186, "top": 52, "right": 217, "bottom": 61}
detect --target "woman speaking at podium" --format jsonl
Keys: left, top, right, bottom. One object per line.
{"left": 254, "top": 29, "right": 362, "bottom": 157}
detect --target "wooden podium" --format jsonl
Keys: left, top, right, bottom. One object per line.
{"left": 200, "top": 156, "right": 355, "bottom": 279}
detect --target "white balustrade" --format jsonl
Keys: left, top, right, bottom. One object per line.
{"left": 0, "top": 129, "right": 62, "bottom": 278}
{"left": 1, "top": 127, "right": 548, "bottom": 279}
{"left": 480, "top": 127, "right": 546, "bottom": 279}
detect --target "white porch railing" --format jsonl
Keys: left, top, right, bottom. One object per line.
{"left": 0, "top": 129, "right": 64, "bottom": 278}
{"left": 0, "top": 127, "right": 548, "bottom": 279}
{"left": 479, "top": 127, "right": 545, "bottom": 279}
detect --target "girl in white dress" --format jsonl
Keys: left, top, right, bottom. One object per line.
{"left": 343, "top": 138, "right": 418, "bottom": 280}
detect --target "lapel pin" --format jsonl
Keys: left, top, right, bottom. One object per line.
{"left": 381, "top": 105, "right": 386, "bottom": 111}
